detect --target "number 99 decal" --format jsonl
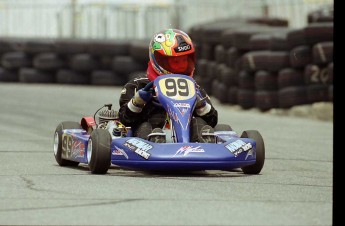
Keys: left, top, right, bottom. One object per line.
{"left": 158, "top": 77, "right": 195, "bottom": 100}
{"left": 62, "top": 134, "right": 72, "bottom": 157}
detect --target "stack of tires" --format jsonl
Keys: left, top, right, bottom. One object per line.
{"left": 0, "top": 38, "right": 150, "bottom": 86}
{"left": 0, "top": 5, "right": 333, "bottom": 112}
{"left": 192, "top": 6, "right": 333, "bottom": 111}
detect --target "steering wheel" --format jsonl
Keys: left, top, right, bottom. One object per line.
{"left": 142, "top": 81, "right": 162, "bottom": 108}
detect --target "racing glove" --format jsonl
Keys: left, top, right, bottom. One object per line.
{"left": 128, "top": 81, "right": 153, "bottom": 113}
{"left": 195, "top": 89, "right": 211, "bottom": 116}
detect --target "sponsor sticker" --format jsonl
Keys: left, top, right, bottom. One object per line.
{"left": 245, "top": 148, "right": 254, "bottom": 160}
{"left": 225, "top": 140, "right": 252, "bottom": 157}
{"left": 124, "top": 138, "right": 152, "bottom": 159}
{"left": 174, "top": 103, "right": 190, "bottom": 117}
{"left": 64, "top": 129, "right": 84, "bottom": 133}
{"left": 112, "top": 146, "right": 129, "bottom": 159}
{"left": 175, "top": 44, "right": 191, "bottom": 53}
{"left": 71, "top": 140, "right": 85, "bottom": 158}
{"left": 174, "top": 145, "right": 205, "bottom": 156}
{"left": 167, "top": 106, "right": 179, "bottom": 122}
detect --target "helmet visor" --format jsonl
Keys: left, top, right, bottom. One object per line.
{"left": 154, "top": 51, "right": 195, "bottom": 76}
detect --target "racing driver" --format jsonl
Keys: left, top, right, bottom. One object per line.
{"left": 118, "top": 28, "right": 218, "bottom": 143}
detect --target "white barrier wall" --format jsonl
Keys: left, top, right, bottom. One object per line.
{"left": 0, "top": 0, "right": 333, "bottom": 39}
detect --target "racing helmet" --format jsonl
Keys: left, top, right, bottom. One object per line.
{"left": 149, "top": 28, "right": 196, "bottom": 77}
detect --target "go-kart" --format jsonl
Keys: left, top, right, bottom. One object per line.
{"left": 53, "top": 74, "right": 265, "bottom": 174}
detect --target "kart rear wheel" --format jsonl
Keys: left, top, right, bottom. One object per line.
{"left": 240, "top": 130, "right": 265, "bottom": 174}
{"left": 88, "top": 129, "right": 111, "bottom": 174}
{"left": 214, "top": 124, "right": 233, "bottom": 131}
{"left": 53, "top": 121, "right": 81, "bottom": 166}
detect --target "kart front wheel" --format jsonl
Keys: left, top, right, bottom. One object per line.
{"left": 87, "top": 129, "right": 111, "bottom": 174}
{"left": 53, "top": 121, "right": 81, "bottom": 167}
{"left": 240, "top": 130, "right": 265, "bottom": 174}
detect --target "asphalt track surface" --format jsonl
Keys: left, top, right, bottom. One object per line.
{"left": 0, "top": 83, "right": 332, "bottom": 226}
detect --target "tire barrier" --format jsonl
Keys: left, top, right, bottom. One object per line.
{"left": 0, "top": 6, "right": 333, "bottom": 112}
{"left": 0, "top": 38, "right": 150, "bottom": 86}
{"left": 33, "top": 52, "right": 65, "bottom": 71}
{"left": 1, "top": 51, "right": 31, "bottom": 70}
{"left": 191, "top": 5, "right": 332, "bottom": 111}
{"left": 0, "top": 67, "right": 18, "bottom": 82}
{"left": 56, "top": 69, "right": 90, "bottom": 85}
{"left": 19, "top": 67, "right": 56, "bottom": 83}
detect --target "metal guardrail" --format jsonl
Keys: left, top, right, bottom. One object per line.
{"left": 0, "top": 0, "right": 333, "bottom": 39}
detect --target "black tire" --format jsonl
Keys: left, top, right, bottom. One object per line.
{"left": 215, "top": 82, "right": 228, "bottom": 103}
{"left": 55, "top": 38, "right": 89, "bottom": 56}
{"left": 0, "top": 37, "right": 23, "bottom": 54}
{"left": 304, "top": 22, "right": 333, "bottom": 46}
{"left": 254, "top": 70, "right": 278, "bottom": 91}
{"left": 111, "top": 56, "right": 146, "bottom": 75}
{"left": 206, "top": 61, "right": 217, "bottom": 85}
{"left": 91, "top": 70, "right": 126, "bottom": 86}
{"left": 70, "top": 54, "right": 99, "bottom": 72}
{"left": 22, "top": 38, "right": 56, "bottom": 55}
{"left": 270, "top": 30, "right": 290, "bottom": 51}
{"left": 226, "top": 47, "right": 246, "bottom": 68}
{"left": 278, "top": 68, "right": 304, "bottom": 89}
{"left": 329, "top": 85, "right": 333, "bottom": 102}
{"left": 200, "top": 43, "right": 214, "bottom": 60}
{"left": 33, "top": 52, "right": 65, "bottom": 71}
{"left": 87, "top": 39, "right": 130, "bottom": 57}
{"left": 227, "top": 86, "right": 238, "bottom": 105}
{"left": 220, "top": 66, "right": 237, "bottom": 87}
{"left": 255, "top": 90, "right": 279, "bottom": 111}
{"left": 278, "top": 86, "right": 310, "bottom": 108}
{"left": 240, "top": 130, "right": 265, "bottom": 174}
{"left": 267, "top": 51, "right": 290, "bottom": 72}
{"left": 238, "top": 70, "right": 255, "bottom": 90}
{"left": 214, "top": 124, "right": 233, "bottom": 131}
{"left": 53, "top": 121, "right": 81, "bottom": 167}
{"left": 19, "top": 68, "right": 55, "bottom": 84}
{"left": 195, "top": 59, "right": 208, "bottom": 77}
{"left": 307, "top": 84, "right": 329, "bottom": 103}
{"left": 304, "top": 64, "right": 330, "bottom": 85}
{"left": 287, "top": 28, "right": 307, "bottom": 49}
{"left": 1, "top": 51, "right": 31, "bottom": 70}
{"left": 328, "top": 62, "right": 333, "bottom": 84}
{"left": 232, "top": 26, "right": 270, "bottom": 51}
{"left": 0, "top": 67, "right": 18, "bottom": 82}
{"left": 214, "top": 44, "right": 226, "bottom": 64}
{"left": 88, "top": 129, "right": 111, "bottom": 174}
{"left": 312, "top": 42, "right": 333, "bottom": 65}
{"left": 237, "top": 89, "right": 255, "bottom": 109}
{"left": 211, "top": 79, "right": 219, "bottom": 98}
{"left": 249, "top": 33, "right": 272, "bottom": 51}
{"left": 289, "top": 45, "right": 312, "bottom": 69}
{"left": 241, "top": 50, "right": 270, "bottom": 72}
{"left": 56, "top": 69, "right": 90, "bottom": 85}
{"left": 279, "top": 86, "right": 308, "bottom": 109}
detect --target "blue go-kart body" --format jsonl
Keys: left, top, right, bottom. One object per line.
{"left": 53, "top": 74, "right": 264, "bottom": 174}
